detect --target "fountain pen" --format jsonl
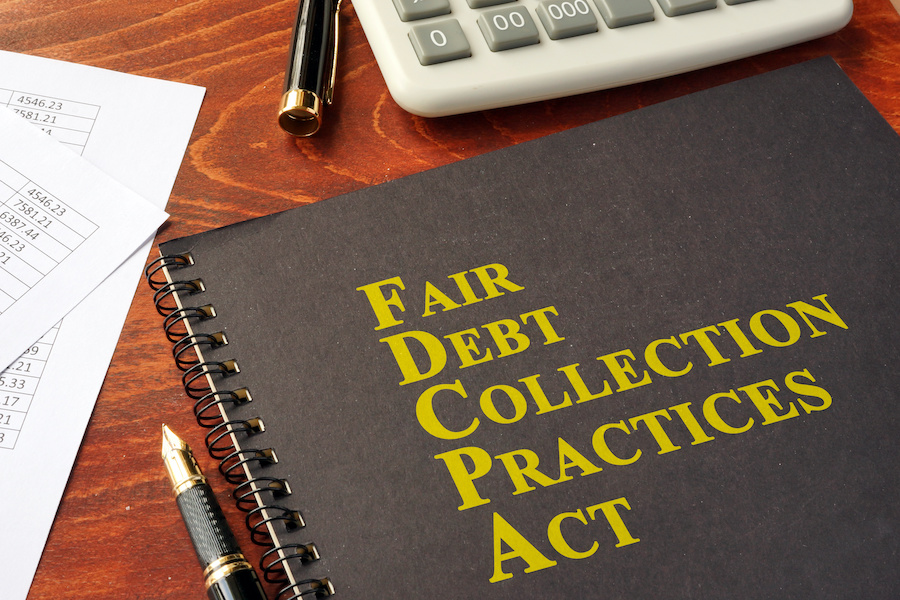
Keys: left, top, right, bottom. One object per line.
{"left": 162, "top": 425, "right": 269, "bottom": 600}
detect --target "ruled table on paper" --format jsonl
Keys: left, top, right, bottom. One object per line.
{"left": 0, "top": 89, "right": 99, "bottom": 153}
{"left": 0, "top": 159, "right": 100, "bottom": 313}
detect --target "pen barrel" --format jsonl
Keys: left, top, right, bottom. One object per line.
{"left": 176, "top": 482, "right": 243, "bottom": 567}
{"left": 279, "top": 0, "right": 339, "bottom": 136}
{"left": 176, "top": 483, "right": 268, "bottom": 600}
{"left": 206, "top": 568, "right": 269, "bottom": 600}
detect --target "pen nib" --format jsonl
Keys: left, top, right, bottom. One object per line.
{"left": 161, "top": 423, "right": 189, "bottom": 458}
{"left": 161, "top": 424, "right": 205, "bottom": 493}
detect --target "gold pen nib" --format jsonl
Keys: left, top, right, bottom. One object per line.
{"left": 161, "top": 423, "right": 188, "bottom": 456}
{"left": 161, "top": 424, "right": 206, "bottom": 495}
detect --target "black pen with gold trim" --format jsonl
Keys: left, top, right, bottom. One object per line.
{"left": 162, "top": 425, "right": 269, "bottom": 600}
{"left": 278, "top": 0, "right": 342, "bottom": 136}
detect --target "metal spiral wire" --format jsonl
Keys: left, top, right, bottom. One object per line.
{"left": 145, "top": 254, "right": 333, "bottom": 598}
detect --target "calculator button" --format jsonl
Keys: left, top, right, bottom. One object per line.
{"left": 656, "top": 0, "right": 717, "bottom": 17}
{"left": 392, "top": 0, "right": 451, "bottom": 22}
{"left": 467, "top": 0, "right": 515, "bottom": 7}
{"left": 593, "top": 0, "right": 655, "bottom": 28}
{"left": 723, "top": 0, "right": 759, "bottom": 3}
{"left": 409, "top": 19, "right": 472, "bottom": 65}
{"left": 478, "top": 6, "right": 540, "bottom": 51}
{"left": 536, "top": 0, "right": 599, "bottom": 40}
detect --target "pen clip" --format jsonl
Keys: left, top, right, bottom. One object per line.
{"left": 324, "top": 0, "right": 342, "bottom": 105}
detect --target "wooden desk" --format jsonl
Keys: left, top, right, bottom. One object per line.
{"left": 2, "top": 1, "right": 898, "bottom": 598}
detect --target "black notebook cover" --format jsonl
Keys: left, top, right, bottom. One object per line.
{"left": 154, "top": 57, "right": 900, "bottom": 598}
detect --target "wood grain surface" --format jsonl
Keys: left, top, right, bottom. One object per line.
{"left": 1, "top": 1, "right": 898, "bottom": 598}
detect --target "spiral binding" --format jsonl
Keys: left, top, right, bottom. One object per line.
{"left": 146, "top": 254, "right": 334, "bottom": 600}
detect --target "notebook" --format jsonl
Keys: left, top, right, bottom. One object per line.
{"left": 147, "top": 57, "right": 900, "bottom": 599}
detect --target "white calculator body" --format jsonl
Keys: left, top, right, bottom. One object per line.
{"left": 353, "top": 0, "right": 853, "bottom": 117}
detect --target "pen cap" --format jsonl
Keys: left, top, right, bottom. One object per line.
{"left": 279, "top": 90, "right": 322, "bottom": 137}
{"left": 279, "top": 0, "right": 340, "bottom": 136}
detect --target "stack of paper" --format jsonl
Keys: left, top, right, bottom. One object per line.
{"left": 0, "top": 51, "right": 205, "bottom": 600}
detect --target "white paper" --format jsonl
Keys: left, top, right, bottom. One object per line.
{"left": 0, "top": 50, "right": 205, "bottom": 600}
{"left": 0, "top": 108, "right": 168, "bottom": 370}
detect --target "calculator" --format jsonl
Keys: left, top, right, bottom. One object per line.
{"left": 353, "top": 0, "right": 853, "bottom": 117}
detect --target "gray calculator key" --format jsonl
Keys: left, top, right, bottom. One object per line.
{"left": 723, "top": 0, "right": 759, "bottom": 4}
{"left": 593, "top": 0, "right": 654, "bottom": 28}
{"left": 409, "top": 19, "right": 472, "bottom": 65}
{"left": 478, "top": 6, "right": 540, "bottom": 51}
{"left": 656, "top": 0, "right": 717, "bottom": 17}
{"left": 467, "top": 0, "right": 515, "bottom": 7}
{"left": 392, "top": 0, "right": 451, "bottom": 22}
{"left": 536, "top": 0, "right": 599, "bottom": 40}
